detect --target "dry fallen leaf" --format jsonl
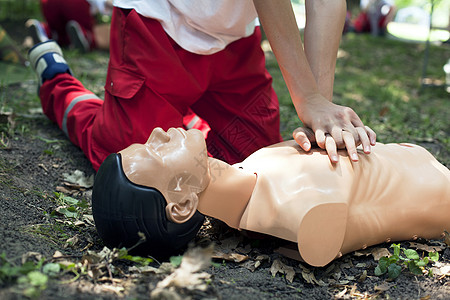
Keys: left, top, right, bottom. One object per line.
{"left": 63, "top": 170, "right": 94, "bottom": 188}
{"left": 353, "top": 249, "right": 371, "bottom": 257}
{"left": 53, "top": 250, "right": 64, "bottom": 258}
{"left": 212, "top": 251, "right": 249, "bottom": 263}
{"left": 443, "top": 231, "right": 450, "bottom": 247}
{"left": 242, "top": 254, "right": 270, "bottom": 272}
{"left": 270, "top": 259, "right": 295, "bottom": 283}
{"left": 370, "top": 247, "right": 391, "bottom": 261}
{"left": 339, "top": 260, "right": 353, "bottom": 269}
{"left": 157, "top": 245, "right": 213, "bottom": 291}
{"left": 358, "top": 270, "right": 367, "bottom": 282}
{"left": 38, "top": 163, "right": 48, "bottom": 172}
{"left": 21, "top": 252, "right": 42, "bottom": 264}
{"left": 150, "top": 287, "right": 183, "bottom": 300}
{"left": 128, "top": 265, "right": 161, "bottom": 274}
{"left": 82, "top": 214, "right": 96, "bottom": 226}
{"left": 214, "top": 236, "right": 242, "bottom": 254}
{"left": 55, "top": 186, "right": 72, "bottom": 194}
{"left": 409, "top": 242, "right": 444, "bottom": 252}
{"left": 431, "top": 262, "right": 450, "bottom": 277}
{"left": 74, "top": 220, "right": 85, "bottom": 226}
{"left": 374, "top": 282, "right": 394, "bottom": 292}
{"left": 64, "top": 234, "right": 80, "bottom": 248}
{"left": 300, "top": 269, "right": 326, "bottom": 286}
{"left": 335, "top": 287, "right": 347, "bottom": 299}
{"left": 99, "top": 284, "right": 124, "bottom": 295}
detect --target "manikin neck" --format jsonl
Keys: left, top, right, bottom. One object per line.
{"left": 197, "top": 158, "right": 256, "bottom": 229}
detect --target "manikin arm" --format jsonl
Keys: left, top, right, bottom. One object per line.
{"left": 253, "top": 0, "right": 376, "bottom": 163}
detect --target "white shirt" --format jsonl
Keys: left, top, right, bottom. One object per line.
{"left": 88, "top": 0, "right": 112, "bottom": 15}
{"left": 113, "top": 0, "right": 258, "bottom": 54}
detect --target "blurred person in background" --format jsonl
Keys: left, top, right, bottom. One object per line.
{"left": 26, "top": 0, "right": 112, "bottom": 52}
{"left": 353, "top": 0, "right": 397, "bottom": 36}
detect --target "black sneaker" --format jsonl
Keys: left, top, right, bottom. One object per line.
{"left": 66, "top": 20, "right": 90, "bottom": 53}
{"left": 25, "top": 19, "right": 49, "bottom": 44}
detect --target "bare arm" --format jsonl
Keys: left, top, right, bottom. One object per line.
{"left": 304, "top": 0, "right": 344, "bottom": 100}
{"left": 253, "top": 0, "right": 376, "bottom": 162}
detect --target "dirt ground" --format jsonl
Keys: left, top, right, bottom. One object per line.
{"left": 1, "top": 21, "right": 450, "bottom": 300}
{"left": 0, "top": 108, "right": 449, "bottom": 300}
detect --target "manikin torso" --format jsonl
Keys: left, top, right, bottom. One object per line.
{"left": 119, "top": 128, "right": 450, "bottom": 267}
{"left": 237, "top": 141, "right": 355, "bottom": 242}
{"left": 199, "top": 140, "right": 450, "bottom": 265}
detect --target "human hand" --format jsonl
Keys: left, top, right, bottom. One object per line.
{"left": 293, "top": 95, "right": 376, "bottom": 163}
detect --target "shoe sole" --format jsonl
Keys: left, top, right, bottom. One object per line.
{"left": 26, "top": 19, "right": 48, "bottom": 44}
{"left": 66, "top": 21, "right": 90, "bottom": 53}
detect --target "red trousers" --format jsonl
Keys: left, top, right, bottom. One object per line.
{"left": 40, "top": 0, "right": 96, "bottom": 48}
{"left": 353, "top": 12, "right": 387, "bottom": 33}
{"left": 40, "top": 8, "right": 282, "bottom": 171}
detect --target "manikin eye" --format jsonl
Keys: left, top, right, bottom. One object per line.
{"left": 166, "top": 173, "right": 202, "bottom": 202}
{"left": 173, "top": 176, "right": 183, "bottom": 192}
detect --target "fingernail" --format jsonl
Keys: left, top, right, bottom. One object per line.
{"left": 364, "top": 146, "right": 370, "bottom": 153}
{"left": 332, "top": 155, "right": 338, "bottom": 162}
{"left": 303, "top": 143, "right": 310, "bottom": 150}
{"left": 351, "top": 153, "right": 358, "bottom": 161}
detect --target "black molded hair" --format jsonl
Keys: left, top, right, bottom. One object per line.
{"left": 92, "top": 153, "right": 205, "bottom": 258}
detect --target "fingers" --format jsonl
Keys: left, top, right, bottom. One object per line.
{"left": 342, "top": 130, "right": 359, "bottom": 161}
{"left": 296, "top": 101, "right": 377, "bottom": 163}
{"left": 293, "top": 127, "right": 315, "bottom": 151}
{"left": 330, "top": 127, "right": 345, "bottom": 147}
{"left": 323, "top": 129, "right": 362, "bottom": 163}
{"left": 357, "top": 127, "right": 371, "bottom": 154}
{"left": 314, "top": 129, "right": 327, "bottom": 150}
{"left": 366, "top": 126, "right": 377, "bottom": 145}
{"left": 327, "top": 131, "right": 358, "bottom": 162}
{"left": 294, "top": 124, "right": 377, "bottom": 164}
{"left": 325, "top": 134, "right": 339, "bottom": 163}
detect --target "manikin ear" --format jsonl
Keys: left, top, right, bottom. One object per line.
{"left": 165, "top": 193, "right": 199, "bottom": 224}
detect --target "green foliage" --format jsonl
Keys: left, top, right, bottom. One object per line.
{"left": 17, "top": 271, "right": 48, "bottom": 298}
{"left": 374, "top": 243, "right": 439, "bottom": 279}
{"left": 0, "top": 0, "right": 41, "bottom": 20}
{"left": 50, "top": 192, "right": 90, "bottom": 220}
{"left": 42, "top": 263, "right": 61, "bottom": 277}
{"left": 170, "top": 255, "right": 183, "bottom": 268}
{"left": 0, "top": 252, "right": 56, "bottom": 298}
{"left": 117, "top": 248, "right": 153, "bottom": 266}
{"left": 26, "top": 193, "right": 90, "bottom": 245}
{"left": 0, "top": 246, "right": 155, "bottom": 297}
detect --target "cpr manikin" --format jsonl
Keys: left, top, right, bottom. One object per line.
{"left": 92, "top": 127, "right": 450, "bottom": 267}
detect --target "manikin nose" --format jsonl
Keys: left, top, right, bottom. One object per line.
{"left": 149, "top": 127, "right": 170, "bottom": 144}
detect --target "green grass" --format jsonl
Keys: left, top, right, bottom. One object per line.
{"left": 0, "top": 0, "right": 41, "bottom": 21}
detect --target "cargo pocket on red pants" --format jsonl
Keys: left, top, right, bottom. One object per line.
{"left": 105, "top": 66, "right": 145, "bottom": 99}
{"left": 92, "top": 67, "right": 147, "bottom": 169}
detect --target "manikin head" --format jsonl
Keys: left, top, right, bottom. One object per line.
{"left": 120, "top": 127, "right": 211, "bottom": 222}
{"left": 92, "top": 128, "right": 210, "bottom": 258}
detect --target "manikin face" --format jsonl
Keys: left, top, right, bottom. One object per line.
{"left": 119, "top": 128, "right": 211, "bottom": 223}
